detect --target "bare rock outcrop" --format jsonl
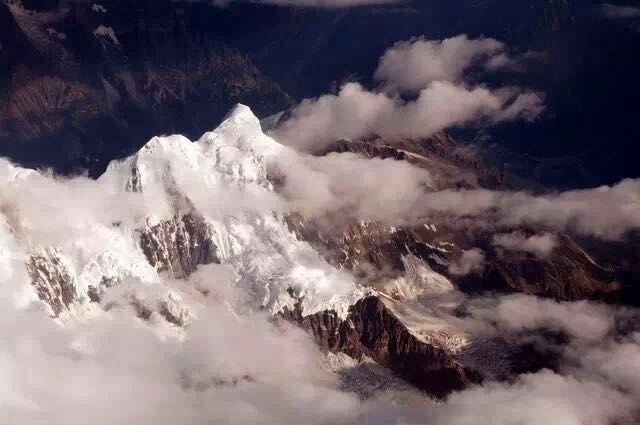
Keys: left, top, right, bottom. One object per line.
{"left": 282, "top": 295, "right": 479, "bottom": 398}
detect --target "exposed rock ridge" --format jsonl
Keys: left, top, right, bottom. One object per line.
{"left": 458, "top": 232, "right": 620, "bottom": 301}
{"left": 26, "top": 247, "right": 77, "bottom": 316}
{"left": 282, "top": 295, "right": 479, "bottom": 398}
{"left": 139, "top": 212, "right": 220, "bottom": 279}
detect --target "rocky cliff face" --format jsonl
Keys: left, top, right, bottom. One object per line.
{"left": 139, "top": 212, "right": 219, "bottom": 279}
{"left": 456, "top": 232, "right": 619, "bottom": 301}
{"left": 26, "top": 247, "right": 77, "bottom": 316}
{"left": 282, "top": 295, "right": 478, "bottom": 398}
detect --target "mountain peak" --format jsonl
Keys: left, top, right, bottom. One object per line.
{"left": 224, "top": 103, "right": 261, "bottom": 126}
{"left": 198, "top": 104, "right": 284, "bottom": 158}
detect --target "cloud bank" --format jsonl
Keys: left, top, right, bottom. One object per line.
{"left": 269, "top": 148, "right": 640, "bottom": 240}
{"left": 270, "top": 82, "right": 543, "bottom": 152}
{"left": 262, "top": 35, "right": 638, "bottom": 241}
{"left": 413, "top": 180, "right": 640, "bottom": 239}
{"left": 271, "top": 35, "right": 544, "bottom": 153}
{"left": 2, "top": 219, "right": 639, "bottom": 425}
{"left": 0, "top": 264, "right": 364, "bottom": 425}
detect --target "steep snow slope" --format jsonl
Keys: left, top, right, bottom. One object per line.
{"left": 6, "top": 104, "right": 367, "bottom": 320}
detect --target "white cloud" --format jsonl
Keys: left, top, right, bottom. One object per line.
{"left": 493, "top": 232, "right": 558, "bottom": 258}
{"left": 272, "top": 149, "right": 432, "bottom": 224}
{"left": 271, "top": 148, "right": 640, "bottom": 240}
{"left": 271, "top": 34, "right": 543, "bottom": 153}
{"left": 430, "top": 370, "right": 635, "bottom": 425}
{"left": 374, "top": 35, "right": 509, "bottom": 93}
{"left": 0, "top": 281, "right": 363, "bottom": 425}
{"left": 3, "top": 223, "right": 639, "bottom": 425}
{"left": 366, "top": 294, "right": 640, "bottom": 425}
{"left": 270, "top": 82, "right": 544, "bottom": 153}
{"left": 460, "top": 295, "right": 616, "bottom": 341}
{"left": 0, "top": 158, "right": 172, "bottom": 248}
{"left": 448, "top": 248, "right": 485, "bottom": 276}
{"left": 414, "top": 179, "right": 640, "bottom": 240}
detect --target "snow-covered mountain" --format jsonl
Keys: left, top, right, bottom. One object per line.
{"left": 8, "top": 105, "right": 364, "bottom": 319}
{"left": 0, "top": 103, "right": 492, "bottom": 399}
{"left": 2, "top": 104, "right": 634, "bottom": 402}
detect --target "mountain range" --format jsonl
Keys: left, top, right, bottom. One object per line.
{"left": 11, "top": 104, "right": 638, "bottom": 400}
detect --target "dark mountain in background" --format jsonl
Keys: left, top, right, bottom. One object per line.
{"left": 0, "top": 0, "right": 293, "bottom": 175}
{"left": 1, "top": 0, "right": 639, "bottom": 186}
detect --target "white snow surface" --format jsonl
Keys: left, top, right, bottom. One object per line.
{"left": 3, "top": 104, "right": 366, "bottom": 319}
{"left": 384, "top": 254, "right": 454, "bottom": 301}
{"left": 379, "top": 293, "right": 470, "bottom": 353}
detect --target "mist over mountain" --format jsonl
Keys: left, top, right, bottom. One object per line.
{"left": 1, "top": 1, "right": 639, "bottom": 424}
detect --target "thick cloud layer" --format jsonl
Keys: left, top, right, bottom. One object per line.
{"left": 3, "top": 216, "right": 639, "bottom": 425}
{"left": 272, "top": 150, "right": 431, "bottom": 224}
{"left": 412, "top": 294, "right": 640, "bottom": 425}
{"left": 262, "top": 34, "right": 638, "bottom": 240}
{"left": 0, "top": 264, "right": 364, "bottom": 425}
{"left": 412, "top": 180, "right": 640, "bottom": 239}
